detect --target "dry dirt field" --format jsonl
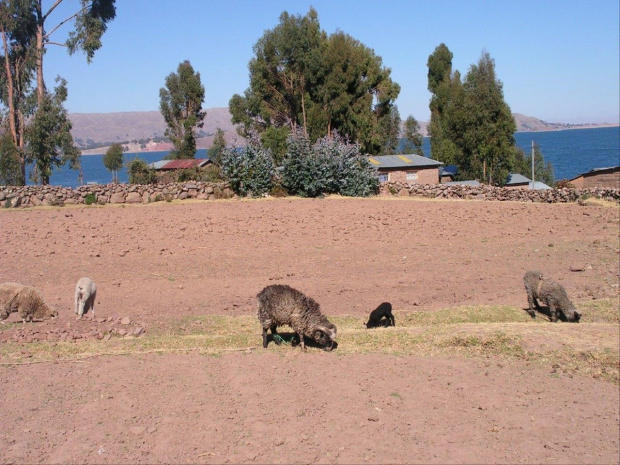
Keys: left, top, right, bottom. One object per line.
{"left": 1, "top": 196, "right": 619, "bottom": 464}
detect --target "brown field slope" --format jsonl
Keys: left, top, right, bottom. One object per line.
{"left": 0, "top": 197, "right": 618, "bottom": 464}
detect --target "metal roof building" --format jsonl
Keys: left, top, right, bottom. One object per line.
{"left": 148, "top": 158, "right": 211, "bottom": 171}
{"left": 368, "top": 154, "right": 443, "bottom": 169}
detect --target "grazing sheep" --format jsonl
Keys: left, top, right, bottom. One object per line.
{"left": 0, "top": 282, "right": 57, "bottom": 322}
{"left": 75, "top": 277, "right": 97, "bottom": 318}
{"left": 523, "top": 270, "right": 580, "bottom": 322}
{"left": 365, "top": 302, "right": 395, "bottom": 328}
{"left": 257, "top": 284, "right": 337, "bottom": 351}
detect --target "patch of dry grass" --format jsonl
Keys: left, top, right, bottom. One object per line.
{"left": 1, "top": 299, "right": 618, "bottom": 383}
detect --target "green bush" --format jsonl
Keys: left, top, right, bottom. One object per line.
{"left": 84, "top": 193, "right": 96, "bottom": 205}
{"left": 282, "top": 131, "right": 379, "bottom": 197}
{"left": 126, "top": 158, "right": 156, "bottom": 185}
{"left": 220, "top": 135, "right": 275, "bottom": 196}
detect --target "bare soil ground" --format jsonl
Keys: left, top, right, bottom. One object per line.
{"left": 1, "top": 196, "right": 619, "bottom": 464}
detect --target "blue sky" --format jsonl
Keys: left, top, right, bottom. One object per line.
{"left": 43, "top": 0, "right": 619, "bottom": 123}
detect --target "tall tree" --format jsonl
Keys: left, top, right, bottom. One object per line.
{"left": 208, "top": 127, "right": 226, "bottom": 166}
{"left": 1, "top": 0, "right": 116, "bottom": 185}
{"left": 229, "top": 8, "right": 400, "bottom": 156}
{"left": 427, "top": 43, "right": 460, "bottom": 164}
{"left": 159, "top": 60, "right": 205, "bottom": 159}
{"left": 103, "top": 141, "right": 122, "bottom": 182}
{"left": 457, "top": 51, "right": 516, "bottom": 184}
{"left": 0, "top": 0, "right": 37, "bottom": 184}
{"left": 25, "top": 76, "right": 80, "bottom": 184}
{"left": 402, "top": 115, "right": 424, "bottom": 155}
{"left": 34, "top": 0, "right": 116, "bottom": 105}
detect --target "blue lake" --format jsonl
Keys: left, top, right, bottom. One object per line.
{"left": 28, "top": 127, "right": 619, "bottom": 188}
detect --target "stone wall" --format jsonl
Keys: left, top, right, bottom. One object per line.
{"left": 0, "top": 182, "right": 235, "bottom": 208}
{"left": 1, "top": 181, "right": 619, "bottom": 208}
{"left": 381, "top": 182, "right": 620, "bottom": 203}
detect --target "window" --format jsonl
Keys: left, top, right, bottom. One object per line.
{"left": 406, "top": 172, "right": 418, "bottom": 181}
{"left": 378, "top": 173, "right": 389, "bottom": 183}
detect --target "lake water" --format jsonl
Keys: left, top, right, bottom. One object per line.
{"left": 28, "top": 127, "right": 619, "bottom": 188}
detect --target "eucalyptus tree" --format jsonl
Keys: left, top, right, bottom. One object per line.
{"left": 457, "top": 51, "right": 516, "bottom": 184}
{"left": 0, "top": 0, "right": 37, "bottom": 183}
{"left": 230, "top": 8, "right": 401, "bottom": 157}
{"left": 402, "top": 115, "right": 424, "bottom": 155}
{"left": 208, "top": 127, "right": 226, "bottom": 166}
{"left": 103, "top": 141, "right": 123, "bottom": 182}
{"left": 26, "top": 76, "right": 79, "bottom": 184}
{"left": 427, "top": 43, "right": 460, "bottom": 164}
{"left": 1, "top": 0, "right": 116, "bottom": 185}
{"left": 159, "top": 60, "right": 206, "bottom": 159}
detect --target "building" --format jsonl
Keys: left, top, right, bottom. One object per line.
{"left": 148, "top": 159, "right": 211, "bottom": 171}
{"left": 568, "top": 166, "right": 620, "bottom": 189}
{"left": 505, "top": 173, "right": 551, "bottom": 190}
{"left": 369, "top": 154, "right": 443, "bottom": 184}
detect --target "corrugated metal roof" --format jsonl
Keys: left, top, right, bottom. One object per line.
{"left": 161, "top": 158, "right": 210, "bottom": 170}
{"left": 368, "top": 154, "right": 443, "bottom": 169}
{"left": 148, "top": 160, "right": 170, "bottom": 169}
{"left": 444, "top": 180, "right": 480, "bottom": 186}
{"left": 506, "top": 173, "right": 531, "bottom": 185}
{"left": 570, "top": 165, "right": 619, "bottom": 180}
{"left": 529, "top": 181, "right": 552, "bottom": 190}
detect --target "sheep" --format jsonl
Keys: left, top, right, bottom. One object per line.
{"left": 523, "top": 270, "right": 580, "bottom": 322}
{"left": 365, "top": 302, "right": 395, "bottom": 328}
{"left": 0, "top": 282, "right": 57, "bottom": 323}
{"left": 75, "top": 277, "right": 97, "bottom": 318}
{"left": 257, "top": 284, "right": 337, "bottom": 351}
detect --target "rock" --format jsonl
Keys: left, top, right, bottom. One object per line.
{"left": 125, "top": 192, "right": 142, "bottom": 203}
{"left": 133, "top": 327, "right": 144, "bottom": 336}
{"left": 570, "top": 265, "right": 585, "bottom": 272}
{"left": 120, "top": 317, "right": 131, "bottom": 325}
{"left": 109, "top": 192, "right": 125, "bottom": 204}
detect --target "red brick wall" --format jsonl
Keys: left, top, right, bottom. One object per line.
{"left": 381, "top": 168, "right": 439, "bottom": 184}
{"left": 572, "top": 171, "right": 620, "bottom": 189}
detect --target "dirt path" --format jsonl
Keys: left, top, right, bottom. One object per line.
{"left": 1, "top": 197, "right": 618, "bottom": 463}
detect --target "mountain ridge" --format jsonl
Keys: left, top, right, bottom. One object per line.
{"left": 69, "top": 108, "right": 618, "bottom": 155}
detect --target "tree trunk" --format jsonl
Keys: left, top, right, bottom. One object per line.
{"left": 35, "top": 5, "right": 45, "bottom": 106}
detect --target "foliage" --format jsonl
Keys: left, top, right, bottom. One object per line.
{"left": 103, "top": 142, "right": 123, "bottom": 183}
{"left": 84, "top": 192, "right": 96, "bottom": 205}
{"left": 281, "top": 130, "right": 378, "bottom": 197}
{"left": 512, "top": 143, "right": 555, "bottom": 186}
{"left": 555, "top": 179, "right": 575, "bottom": 189}
{"left": 0, "top": 0, "right": 38, "bottom": 184}
{"left": 208, "top": 127, "right": 226, "bottom": 166}
{"left": 427, "top": 47, "right": 517, "bottom": 185}
{"left": 427, "top": 43, "right": 458, "bottom": 164}
{"left": 25, "top": 77, "right": 80, "bottom": 184}
{"left": 220, "top": 133, "right": 275, "bottom": 196}
{"left": 0, "top": 130, "right": 22, "bottom": 185}
{"left": 402, "top": 115, "right": 424, "bottom": 155}
{"left": 159, "top": 60, "right": 205, "bottom": 159}
{"left": 65, "top": 0, "right": 117, "bottom": 63}
{"left": 457, "top": 52, "right": 516, "bottom": 185}
{"left": 126, "top": 157, "right": 156, "bottom": 185}
{"left": 229, "top": 8, "right": 401, "bottom": 155}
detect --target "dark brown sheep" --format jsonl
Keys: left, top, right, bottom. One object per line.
{"left": 523, "top": 270, "right": 580, "bottom": 322}
{"left": 365, "top": 302, "right": 395, "bottom": 328}
{"left": 257, "top": 284, "right": 337, "bottom": 350}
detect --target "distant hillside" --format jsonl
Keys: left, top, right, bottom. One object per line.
{"left": 70, "top": 108, "right": 241, "bottom": 154}
{"left": 69, "top": 108, "right": 616, "bottom": 154}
